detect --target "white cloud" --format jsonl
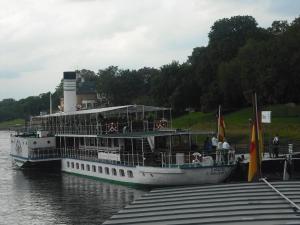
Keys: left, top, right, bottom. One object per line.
{"left": 0, "top": 0, "right": 299, "bottom": 100}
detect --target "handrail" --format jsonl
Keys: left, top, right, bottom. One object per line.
{"left": 261, "top": 178, "right": 300, "bottom": 212}
{"left": 58, "top": 147, "right": 233, "bottom": 168}
{"left": 29, "top": 120, "right": 171, "bottom": 135}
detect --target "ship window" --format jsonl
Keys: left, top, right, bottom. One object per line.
{"left": 112, "top": 168, "right": 117, "bottom": 176}
{"left": 119, "top": 169, "right": 125, "bottom": 177}
{"left": 98, "top": 166, "right": 103, "bottom": 173}
{"left": 67, "top": 161, "right": 70, "bottom": 168}
{"left": 105, "top": 167, "right": 109, "bottom": 175}
{"left": 71, "top": 162, "right": 74, "bottom": 168}
{"left": 76, "top": 163, "right": 79, "bottom": 169}
{"left": 81, "top": 164, "right": 85, "bottom": 170}
{"left": 92, "top": 165, "right": 96, "bottom": 172}
{"left": 90, "top": 138, "right": 95, "bottom": 146}
{"left": 33, "top": 141, "right": 37, "bottom": 145}
{"left": 114, "top": 139, "right": 119, "bottom": 147}
{"left": 47, "top": 140, "right": 51, "bottom": 144}
{"left": 127, "top": 170, "right": 133, "bottom": 178}
{"left": 100, "top": 139, "right": 105, "bottom": 147}
{"left": 87, "top": 164, "right": 90, "bottom": 171}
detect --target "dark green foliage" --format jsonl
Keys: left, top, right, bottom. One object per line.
{"left": 218, "top": 16, "right": 300, "bottom": 107}
{"left": 95, "top": 66, "right": 158, "bottom": 105}
{"left": 208, "top": 15, "right": 259, "bottom": 62}
{"left": 1, "top": 15, "right": 300, "bottom": 122}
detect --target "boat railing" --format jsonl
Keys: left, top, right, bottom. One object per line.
{"left": 158, "top": 150, "right": 235, "bottom": 168}
{"left": 28, "top": 147, "right": 61, "bottom": 160}
{"left": 13, "top": 126, "right": 40, "bottom": 137}
{"left": 59, "top": 147, "right": 144, "bottom": 167}
{"left": 59, "top": 147, "right": 235, "bottom": 168}
{"left": 232, "top": 141, "right": 300, "bottom": 157}
{"left": 97, "top": 146, "right": 121, "bottom": 152}
{"left": 43, "top": 120, "right": 170, "bottom": 135}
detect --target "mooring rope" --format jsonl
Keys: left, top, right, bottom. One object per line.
{"left": 261, "top": 178, "right": 300, "bottom": 212}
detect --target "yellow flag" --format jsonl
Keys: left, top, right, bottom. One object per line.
{"left": 248, "top": 124, "right": 258, "bottom": 182}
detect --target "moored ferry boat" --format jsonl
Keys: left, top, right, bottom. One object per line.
{"left": 10, "top": 130, "right": 60, "bottom": 168}
{"left": 10, "top": 72, "right": 235, "bottom": 186}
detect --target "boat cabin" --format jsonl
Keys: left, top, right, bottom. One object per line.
{"left": 29, "top": 105, "right": 230, "bottom": 168}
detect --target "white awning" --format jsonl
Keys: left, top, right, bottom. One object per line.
{"left": 36, "top": 105, "right": 170, "bottom": 118}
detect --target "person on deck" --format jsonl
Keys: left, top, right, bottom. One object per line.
{"left": 215, "top": 141, "right": 223, "bottom": 164}
{"left": 203, "top": 136, "right": 212, "bottom": 155}
{"left": 222, "top": 139, "right": 231, "bottom": 164}
{"left": 272, "top": 134, "right": 279, "bottom": 158}
{"left": 211, "top": 136, "right": 218, "bottom": 151}
{"left": 222, "top": 139, "right": 230, "bottom": 150}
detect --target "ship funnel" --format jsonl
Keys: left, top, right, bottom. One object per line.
{"left": 63, "top": 71, "right": 77, "bottom": 112}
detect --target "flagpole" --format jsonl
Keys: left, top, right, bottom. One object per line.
{"left": 50, "top": 92, "right": 52, "bottom": 114}
{"left": 253, "top": 92, "right": 261, "bottom": 179}
{"left": 217, "top": 105, "right": 221, "bottom": 141}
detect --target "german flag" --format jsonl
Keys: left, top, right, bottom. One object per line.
{"left": 248, "top": 123, "right": 258, "bottom": 182}
{"left": 248, "top": 92, "right": 263, "bottom": 182}
{"left": 217, "top": 106, "right": 226, "bottom": 142}
{"left": 258, "top": 114, "right": 264, "bottom": 158}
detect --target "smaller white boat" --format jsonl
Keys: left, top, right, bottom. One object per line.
{"left": 10, "top": 131, "right": 60, "bottom": 168}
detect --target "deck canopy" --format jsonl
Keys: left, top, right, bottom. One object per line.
{"left": 31, "top": 105, "right": 173, "bottom": 135}
{"left": 36, "top": 105, "right": 171, "bottom": 118}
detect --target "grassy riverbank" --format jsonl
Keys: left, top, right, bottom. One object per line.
{"left": 0, "top": 119, "right": 25, "bottom": 130}
{"left": 173, "top": 104, "right": 300, "bottom": 143}
{"left": 1, "top": 104, "right": 299, "bottom": 143}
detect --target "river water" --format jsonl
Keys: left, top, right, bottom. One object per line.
{"left": 0, "top": 131, "right": 146, "bottom": 225}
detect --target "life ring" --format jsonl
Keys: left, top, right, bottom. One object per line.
{"left": 107, "top": 122, "right": 118, "bottom": 133}
{"left": 155, "top": 119, "right": 168, "bottom": 129}
{"left": 192, "top": 152, "right": 202, "bottom": 163}
{"left": 155, "top": 122, "right": 162, "bottom": 129}
{"left": 192, "top": 158, "right": 200, "bottom": 163}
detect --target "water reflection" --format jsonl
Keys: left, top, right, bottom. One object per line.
{"left": 0, "top": 131, "right": 146, "bottom": 225}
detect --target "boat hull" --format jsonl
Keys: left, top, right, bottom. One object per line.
{"left": 11, "top": 154, "right": 61, "bottom": 170}
{"left": 11, "top": 155, "right": 29, "bottom": 168}
{"left": 61, "top": 158, "right": 234, "bottom": 186}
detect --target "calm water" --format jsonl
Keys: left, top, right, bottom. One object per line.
{"left": 0, "top": 131, "right": 146, "bottom": 225}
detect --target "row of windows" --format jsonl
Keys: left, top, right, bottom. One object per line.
{"left": 66, "top": 161, "right": 133, "bottom": 178}
{"left": 78, "top": 138, "right": 119, "bottom": 147}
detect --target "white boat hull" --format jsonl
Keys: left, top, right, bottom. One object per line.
{"left": 11, "top": 156, "right": 28, "bottom": 168}
{"left": 61, "top": 158, "right": 234, "bottom": 186}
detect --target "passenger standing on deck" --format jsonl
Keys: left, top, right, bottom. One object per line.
{"left": 222, "top": 139, "right": 230, "bottom": 150}
{"left": 203, "top": 137, "right": 212, "bottom": 155}
{"left": 211, "top": 136, "right": 218, "bottom": 151}
{"left": 222, "top": 139, "right": 230, "bottom": 163}
{"left": 273, "top": 134, "right": 280, "bottom": 158}
{"left": 215, "top": 141, "right": 223, "bottom": 164}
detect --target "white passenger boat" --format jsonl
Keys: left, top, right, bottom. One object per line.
{"left": 10, "top": 72, "right": 235, "bottom": 186}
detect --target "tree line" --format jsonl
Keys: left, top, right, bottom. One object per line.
{"left": 1, "top": 15, "right": 299, "bottom": 122}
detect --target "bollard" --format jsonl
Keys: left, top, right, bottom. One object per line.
{"left": 283, "top": 159, "right": 289, "bottom": 181}
{"left": 283, "top": 143, "right": 294, "bottom": 181}
{"left": 288, "top": 144, "right": 293, "bottom": 154}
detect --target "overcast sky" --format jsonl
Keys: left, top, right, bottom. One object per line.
{"left": 0, "top": 0, "right": 299, "bottom": 100}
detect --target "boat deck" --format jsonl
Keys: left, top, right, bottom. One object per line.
{"left": 103, "top": 181, "right": 300, "bottom": 225}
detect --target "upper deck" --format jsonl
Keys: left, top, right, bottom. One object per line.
{"left": 30, "top": 105, "right": 173, "bottom": 136}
